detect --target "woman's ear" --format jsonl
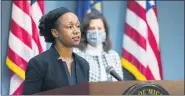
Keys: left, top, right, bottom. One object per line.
{"left": 51, "top": 29, "right": 58, "bottom": 38}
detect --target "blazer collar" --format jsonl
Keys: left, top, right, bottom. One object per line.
{"left": 49, "top": 44, "right": 77, "bottom": 61}
{"left": 49, "top": 44, "right": 60, "bottom": 60}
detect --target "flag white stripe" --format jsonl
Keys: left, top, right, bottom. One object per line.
{"left": 12, "top": 3, "right": 32, "bottom": 36}
{"left": 9, "top": 32, "right": 32, "bottom": 62}
{"left": 147, "top": 42, "right": 161, "bottom": 80}
{"left": 32, "top": 39, "right": 39, "bottom": 56}
{"left": 123, "top": 34, "right": 147, "bottom": 67}
{"left": 146, "top": 9, "right": 159, "bottom": 46}
{"left": 39, "top": 37, "right": 47, "bottom": 51}
{"left": 31, "top": 2, "right": 42, "bottom": 27}
{"left": 135, "top": 1, "right": 146, "bottom": 9}
{"left": 9, "top": 74, "right": 23, "bottom": 95}
{"left": 31, "top": 2, "right": 47, "bottom": 51}
{"left": 126, "top": 8, "right": 147, "bottom": 39}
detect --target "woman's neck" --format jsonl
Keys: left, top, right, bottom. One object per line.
{"left": 86, "top": 44, "right": 103, "bottom": 56}
{"left": 54, "top": 41, "right": 73, "bottom": 60}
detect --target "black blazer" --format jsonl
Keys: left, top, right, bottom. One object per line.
{"left": 23, "top": 45, "right": 89, "bottom": 95}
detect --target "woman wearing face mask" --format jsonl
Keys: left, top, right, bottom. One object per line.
{"left": 73, "top": 13, "right": 123, "bottom": 82}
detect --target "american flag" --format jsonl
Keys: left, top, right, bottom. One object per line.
{"left": 6, "top": 0, "right": 46, "bottom": 95}
{"left": 121, "top": 0, "right": 163, "bottom": 80}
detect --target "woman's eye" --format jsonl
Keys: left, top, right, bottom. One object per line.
{"left": 77, "top": 25, "right": 80, "bottom": 28}
{"left": 68, "top": 26, "right": 72, "bottom": 29}
{"left": 88, "top": 27, "right": 94, "bottom": 30}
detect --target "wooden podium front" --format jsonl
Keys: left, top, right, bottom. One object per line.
{"left": 35, "top": 80, "right": 184, "bottom": 95}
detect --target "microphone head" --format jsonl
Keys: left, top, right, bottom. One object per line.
{"left": 106, "top": 65, "right": 123, "bottom": 81}
{"left": 106, "top": 65, "right": 114, "bottom": 73}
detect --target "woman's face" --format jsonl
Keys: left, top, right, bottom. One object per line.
{"left": 88, "top": 18, "right": 105, "bottom": 32}
{"left": 55, "top": 12, "right": 81, "bottom": 47}
{"left": 86, "top": 18, "right": 107, "bottom": 46}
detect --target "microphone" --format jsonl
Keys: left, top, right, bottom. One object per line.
{"left": 106, "top": 66, "right": 123, "bottom": 81}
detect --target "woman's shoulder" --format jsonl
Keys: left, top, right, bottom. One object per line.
{"left": 73, "top": 47, "right": 81, "bottom": 52}
{"left": 73, "top": 47, "right": 87, "bottom": 57}
{"left": 73, "top": 47, "right": 84, "bottom": 53}
{"left": 27, "top": 49, "right": 53, "bottom": 68}
{"left": 107, "top": 50, "right": 120, "bottom": 56}
{"left": 31, "top": 50, "right": 51, "bottom": 61}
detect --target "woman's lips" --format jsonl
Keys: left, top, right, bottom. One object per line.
{"left": 72, "top": 36, "right": 80, "bottom": 41}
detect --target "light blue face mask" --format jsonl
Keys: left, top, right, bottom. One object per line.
{"left": 86, "top": 30, "right": 106, "bottom": 46}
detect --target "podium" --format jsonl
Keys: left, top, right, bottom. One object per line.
{"left": 35, "top": 80, "right": 184, "bottom": 95}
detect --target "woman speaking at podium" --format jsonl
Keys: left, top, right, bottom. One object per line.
{"left": 23, "top": 7, "right": 90, "bottom": 95}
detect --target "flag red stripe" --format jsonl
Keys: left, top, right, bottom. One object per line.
{"left": 8, "top": 47, "right": 27, "bottom": 71}
{"left": 11, "top": 20, "right": 32, "bottom": 48}
{"left": 12, "top": 82, "right": 23, "bottom": 95}
{"left": 37, "top": 1, "right": 44, "bottom": 14}
{"left": 31, "top": 18, "right": 43, "bottom": 53}
{"left": 125, "top": 23, "right": 146, "bottom": 50}
{"left": 14, "top": 1, "right": 30, "bottom": 16}
{"left": 147, "top": 24, "right": 163, "bottom": 79}
{"left": 122, "top": 49, "right": 155, "bottom": 80}
{"left": 128, "top": 1, "right": 146, "bottom": 21}
{"left": 152, "top": 6, "right": 158, "bottom": 17}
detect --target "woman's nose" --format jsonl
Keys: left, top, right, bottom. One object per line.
{"left": 73, "top": 28, "right": 80, "bottom": 34}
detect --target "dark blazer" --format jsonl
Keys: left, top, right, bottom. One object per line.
{"left": 23, "top": 45, "right": 89, "bottom": 95}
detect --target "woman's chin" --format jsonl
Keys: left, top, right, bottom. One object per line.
{"left": 71, "top": 42, "right": 80, "bottom": 47}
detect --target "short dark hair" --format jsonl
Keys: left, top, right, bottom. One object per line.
{"left": 77, "top": 12, "right": 111, "bottom": 52}
{"left": 38, "top": 7, "right": 71, "bottom": 43}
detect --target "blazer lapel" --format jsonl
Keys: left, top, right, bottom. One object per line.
{"left": 75, "top": 60, "right": 85, "bottom": 83}
{"left": 49, "top": 44, "right": 69, "bottom": 85}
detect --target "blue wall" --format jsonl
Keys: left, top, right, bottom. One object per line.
{"left": 2, "top": 1, "right": 184, "bottom": 95}
{"left": 2, "top": 1, "right": 12, "bottom": 95}
{"left": 157, "top": 1, "right": 184, "bottom": 80}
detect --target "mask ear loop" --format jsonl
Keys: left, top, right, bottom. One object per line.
{"left": 102, "top": 31, "right": 106, "bottom": 42}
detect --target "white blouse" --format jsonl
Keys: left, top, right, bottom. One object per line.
{"left": 73, "top": 44, "right": 123, "bottom": 82}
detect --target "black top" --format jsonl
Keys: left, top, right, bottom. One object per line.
{"left": 23, "top": 45, "right": 89, "bottom": 95}
{"left": 62, "top": 61, "right": 76, "bottom": 85}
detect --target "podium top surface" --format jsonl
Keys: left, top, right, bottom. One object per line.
{"left": 35, "top": 80, "right": 184, "bottom": 95}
